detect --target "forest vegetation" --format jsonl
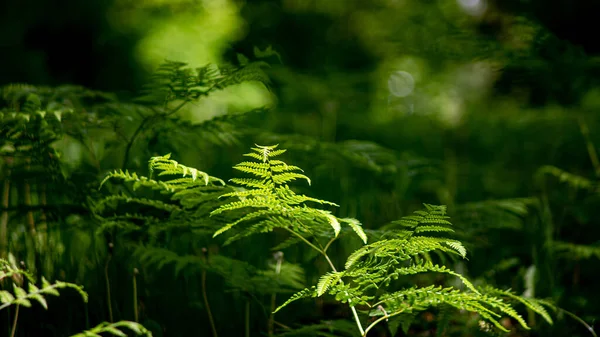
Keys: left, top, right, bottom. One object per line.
{"left": 1, "top": 0, "right": 599, "bottom": 336}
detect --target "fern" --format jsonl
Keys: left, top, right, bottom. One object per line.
{"left": 274, "top": 319, "right": 357, "bottom": 336}
{"left": 0, "top": 256, "right": 87, "bottom": 311}
{"left": 553, "top": 241, "right": 600, "bottom": 260}
{"left": 480, "top": 286, "right": 554, "bottom": 325}
{"left": 0, "top": 257, "right": 150, "bottom": 336}
{"left": 212, "top": 145, "right": 556, "bottom": 336}
{"left": 536, "top": 165, "right": 596, "bottom": 190}
{"left": 100, "top": 153, "right": 225, "bottom": 192}
{"left": 135, "top": 60, "right": 269, "bottom": 106}
{"left": 210, "top": 144, "right": 367, "bottom": 245}
{"left": 0, "top": 276, "right": 87, "bottom": 311}
{"left": 70, "top": 321, "right": 152, "bottom": 337}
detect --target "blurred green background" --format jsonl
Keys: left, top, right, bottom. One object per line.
{"left": 1, "top": 0, "right": 600, "bottom": 336}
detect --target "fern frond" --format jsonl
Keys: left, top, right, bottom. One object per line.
{"left": 480, "top": 286, "right": 554, "bottom": 324}
{"left": 552, "top": 241, "right": 600, "bottom": 260}
{"left": 340, "top": 218, "right": 368, "bottom": 244}
{"left": 92, "top": 194, "right": 181, "bottom": 214}
{"left": 135, "top": 246, "right": 207, "bottom": 276}
{"left": 382, "top": 261, "right": 479, "bottom": 294}
{"left": 69, "top": 321, "right": 152, "bottom": 337}
{"left": 454, "top": 198, "right": 537, "bottom": 232}
{"left": 375, "top": 285, "right": 528, "bottom": 333}
{"left": 275, "top": 320, "right": 357, "bottom": 336}
{"left": 273, "top": 286, "right": 318, "bottom": 313}
{"left": 317, "top": 271, "right": 346, "bottom": 296}
{"left": 0, "top": 276, "right": 87, "bottom": 311}
{"left": 536, "top": 165, "right": 596, "bottom": 190}
{"left": 99, "top": 169, "right": 177, "bottom": 192}
{"left": 149, "top": 153, "right": 225, "bottom": 185}
{"left": 211, "top": 145, "right": 364, "bottom": 243}
{"left": 134, "top": 60, "right": 270, "bottom": 106}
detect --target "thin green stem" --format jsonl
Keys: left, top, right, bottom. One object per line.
{"left": 323, "top": 254, "right": 338, "bottom": 273}
{"left": 560, "top": 308, "right": 597, "bottom": 337}
{"left": 245, "top": 299, "right": 250, "bottom": 337}
{"left": 9, "top": 304, "right": 19, "bottom": 337}
{"left": 268, "top": 253, "right": 283, "bottom": 337}
{"left": 274, "top": 321, "right": 292, "bottom": 330}
{"left": 578, "top": 116, "right": 600, "bottom": 177}
{"left": 201, "top": 249, "right": 218, "bottom": 337}
{"left": 363, "top": 313, "right": 394, "bottom": 337}
{"left": 121, "top": 100, "right": 188, "bottom": 170}
{"left": 202, "top": 269, "right": 218, "bottom": 337}
{"left": 133, "top": 268, "right": 139, "bottom": 322}
{"left": 104, "top": 254, "right": 113, "bottom": 322}
{"left": 283, "top": 228, "right": 365, "bottom": 335}
{"left": 284, "top": 228, "right": 323, "bottom": 255}
{"left": 323, "top": 237, "right": 336, "bottom": 254}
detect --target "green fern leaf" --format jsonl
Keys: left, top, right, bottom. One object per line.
{"left": 317, "top": 272, "right": 345, "bottom": 296}
{"left": 273, "top": 286, "right": 317, "bottom": 313}
{"left": 341, "top": 218, "right": 368, "bottom": 244}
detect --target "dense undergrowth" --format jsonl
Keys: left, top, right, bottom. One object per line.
{"left": 1, "top": 4, "right": 600, "bottom": 335}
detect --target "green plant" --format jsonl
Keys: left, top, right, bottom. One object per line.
{"left": 95, "top": 144, "right": 559, "bottom": 336}
{"left": 209, "top": 144, "right": 554, "bottom": 336}
{"left": 0, "top": 254, "right": 151, "bottom": 337}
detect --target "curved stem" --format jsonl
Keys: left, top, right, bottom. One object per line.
{"left": 577, "top": 116, "right": 600, "bottom": 177}
{"left": 133, "top": 269, "right": 139, "bottom": 322}
{"left": 202, "top": 269, "right": 218, "bottom": 337}
{"left": 560, "top": 308, "right": 597, "bottom": 337}
{"left": 363, "top": 310, "right": 403, "bottom": 337}
{"left": 283, "top": 228, "right": 364, "bottom": 335}
{"left": 104, "top": 255, "right": 113, "bottom": 322}
{"left": 323, "top": 237, "right": 336, "bottom": 254}
{"left": 10, "top": 305, "right": 19, "bottom": 337}
{"left": 201, "top": 248, "right": 218, "bottom": 337}
{"left": 268, "top": 255, "right": 282, "bottom": 337}
{"left": 363, "top": 316, "right": 388, "bottom": 337}
{"left": 245, "top": 299, "right": 250, "bottom": 337}
{"left": 284, "top": 228, "right": 323, "bottom": 255}
{"left": 274, "top": 321, "right": 292, "bottom": 330}
{"left": 121, "top": 100, "right": 188, "bottom": 170}
{"left": 350, "top": 304, "right": 365, "bottom": 336}
{"left": 121, "top": 117, "right": 152, "bottom": 171}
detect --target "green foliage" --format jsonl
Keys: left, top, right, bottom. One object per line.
{"left": 0, "top": 256, "right": 150, "bottom": 337}
{"left": 136, "top": 60, "right": 270, "bottom": 105}
{"left": 273, "top": 204, "right": 548, "bottom": 334}
{"left": 211, "top": 144, "right": 367, "bottom": 245}
{"left": 210, "top": 145, "right": 555, "bottom": 336}
{"left": 0, "top": 255, "right": 86, "bottom": 311}
{"left": 275, "top": 319, "right": 357, "bottom": 337}
{"left": 536, "top": 165, "right": 596, "bottom": 191}
{"left": 70, "top": 321, "right": 152, "bottom": 337}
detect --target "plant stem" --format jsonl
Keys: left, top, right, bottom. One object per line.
{"left": 560, "top": 308, "right": 597, "bottom": 337}
{"left": 104, "top": 253, "right": 113, "bottom": 322}
{"left": 323, "top": 237, "right": 336, "bottom": 254}
{"left": 202, "top": 269, "right": 218, "bottom": 337}
{"left": 284, "top": 228, "right": 323, "bottom": 253}
{"left": 363, "top": 313, "right": 394, "bottom": 337}
{"left": 284, "top": 228, "right": 365, "bottom": 335}
{"left": 245, "top": 299, "right": 250, "bottom": 337}
{"left": 0, "top": 169, "right": 11, "bottom": 258}
{"left": 578, "top": 116, "right": 600, "bottom": 177}
{"left": 274, "top": 321, "right": 292, "bottom": 330}
{"left": 201, "top": 249, "right": 218, "bottom": 337}
{"left": 122, "top": 100, "right": 188, "bottom": 170}
{"left": 268, "top": 253, "right": 283, "bottom": 337}
{"left": 133, "top": 268, "right": 139, "bottom": 322}
{"left": 10, "top": 305, "right": 19, "bottom": 337}
{"left": 268, "top": 293, "right": 277, "bottom": 336}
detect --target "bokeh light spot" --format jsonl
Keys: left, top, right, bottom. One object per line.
{"left": 388, "top": 71, "right": 415, "bottom": 97}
